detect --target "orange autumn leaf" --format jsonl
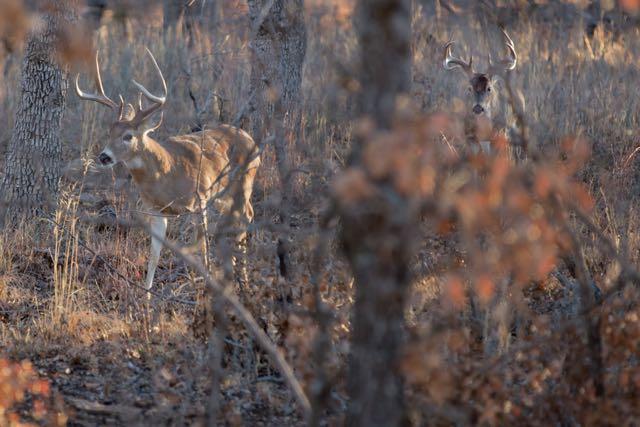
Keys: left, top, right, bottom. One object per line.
{"left": 534, "top": 170, "right": 553, "bottom": 198}
{"left": 444, "top": 275, "right": 466, "bottom": 309}
{"left": 476, "top": 274, "right": 495, "bottom": 304}
{"left": 621, "top": 0, "right": 640, "bottom": 13}
{"left": 332, "top": 168, "right": 374, "bottom": 205}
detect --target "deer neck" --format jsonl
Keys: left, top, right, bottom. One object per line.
{"left": 126, "top": 135, "right": 172, "bottom": 185}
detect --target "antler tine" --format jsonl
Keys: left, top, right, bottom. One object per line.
{"left": 443, "top": 41, "right": 473, "bottom": 75}
{"left": 93, "top": 51, "right": 108, "bottom": 99}
{"left": 132, "top": 48, "right": 167, "bottom": 108}
{"left": 117, "top": 94, "right": 125, "bottom": 120}
{"left": 130, "top": 48, "right": 168, "bottom": 125}
{"left": 75, "top": 51, "right": 119, "bottom": 111}
{"left": 501, "top": 28, "right": 517, "bottom": 70}
{"left": 147, "top": 111, "right": 164, "bottom": 134}
{"left": 488, "top": 28, "right": 517, "bottom": 75}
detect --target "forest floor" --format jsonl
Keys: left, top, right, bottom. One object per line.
{"left": 0, "top": 201, "right": 324, "bottom": 425}
{"left": 0, "top": 193, "right": 571, "bottom": 426}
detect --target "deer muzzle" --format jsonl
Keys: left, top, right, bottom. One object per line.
{"left": 98, "top": 151, "right": 114, "bottom": 166}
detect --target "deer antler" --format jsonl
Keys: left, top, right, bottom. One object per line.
{"left": 488, "top": 28, "right": 517, "bottom": 76}
{"left": 75, "top": 51, "right": 120, "bottom": 111}
{"left": 130, "top": 48, "right": 168, "bottom": 127}
{"left": 443, "top": 40, "right": 473, "bottom": 76}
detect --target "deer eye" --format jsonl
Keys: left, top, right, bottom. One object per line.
{"left": 123, "top": 134, "right": 133, "bottom": 142}
{"left": 487, "top": 87, "right": 491, "bottom": 92}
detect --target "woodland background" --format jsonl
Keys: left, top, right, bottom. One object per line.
{"left": 1, "top": 0, "right": 640, "bottom": 425}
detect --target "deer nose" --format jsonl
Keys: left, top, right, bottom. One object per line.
{"left": 473, "top": 105, "right": 484, "bottom": 115}
{"left": 98, "top": 152, "right": 113, "bottom": 165}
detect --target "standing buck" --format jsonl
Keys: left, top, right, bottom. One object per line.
{"left": 443, "top": 28, "right": 524, "bottom": 159}
{"left": 444, "top": 29, "right": 526, "bottom": 354}
{"left": 76, "top": 49, "right": 260, "bottom": 292}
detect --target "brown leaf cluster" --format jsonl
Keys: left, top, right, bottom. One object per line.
{"left": 55, "top": 22, "right": 93, "bottom": 70}
{"left": 334, "top": 112, "right": 594, "bottom": 305}
{"left": 0, "top": 0, "right": 32, "bottom": 56}
{"left": 0, "top": 358, "right": 64, "bottom": 426}
{"left": 403, "top": 286, "right": 640, "bottom": 425}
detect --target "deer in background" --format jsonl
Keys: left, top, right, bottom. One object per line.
{"left": 443, "top": 29, "right": 528, "bottom": 354}
{"left": 75, "top": 49, "right": 261, "bottom": 293}
{"left": 443, "top": 28, "right": 525, "bottom": 160}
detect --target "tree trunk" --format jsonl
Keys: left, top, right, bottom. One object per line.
{"left": 1, "top": 1, "right": 76, "bottom": 226}
{"left": 247, "top": 0, "right": 307, "bottom": 281}
{"left": 339, "top": 0, "right": 412, "bottom": 425}
{"left": 585, "top": 0, "right": 601, "bottom": 38}
{"left": 84, "top": 0, "right": 107, "bottom": 28}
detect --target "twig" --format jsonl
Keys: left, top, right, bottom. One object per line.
{"left": 135, "top": 216, "right": 312, "bottom": 420}
{"left": 622, "top": 145, "right": 640, "bottom": 169}
{"left": 66, "top": 397, "right": 138, "bottom": 418}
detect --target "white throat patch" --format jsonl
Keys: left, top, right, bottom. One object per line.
{"left": 126, "top": 156, "right": 144, "bottom": 169}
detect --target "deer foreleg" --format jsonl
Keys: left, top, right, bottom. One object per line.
{"left": 200, "top": 206, "right": 210, "bottom": 271}
{"left": 145, "top": 215, "right": 168, "bottom": 293}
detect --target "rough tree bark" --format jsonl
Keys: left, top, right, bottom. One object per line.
{"left": 0, "top": 1, "right": 76, "bottom": 226}
{"left": 247, "top": 0, "right": 307, "bottom": 281}
{"left": 339, "top": 0, "right": 412, "bottom": 425}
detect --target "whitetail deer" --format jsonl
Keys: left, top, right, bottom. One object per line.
{"left": 443, "top": 28, "right": 524, "bottom": 158}
{"left": 76, "top": 49, "right": 260, "bottom": 292}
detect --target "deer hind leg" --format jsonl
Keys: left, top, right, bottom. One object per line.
{"left": 191, "top": 205, "right": 214, "bottom": 335}
{"left": 231, "top": 212, "right": 248, "bottom": 287}
{"left": 232, "top": 179, "right": 255, "bottom": 287}
{"left": 145, "top": 215, "right": 168, "bottom": 296}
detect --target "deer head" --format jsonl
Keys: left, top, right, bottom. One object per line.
{"left": 443, "top": 28, "right": 517, "bottom": 119}
{"left": 75, "top": 48, "right": 167, "bottom": 167}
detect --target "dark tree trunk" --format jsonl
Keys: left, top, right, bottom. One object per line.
{"left": 585, "top": 0, "right": 601, "bottom": 38}
{"left": 247, "top": 0, "right": 307, "bottom": 114}
{"left": 84, "top": 0, "right": 107, "bottom": 28}
{"left": 1, "top": 1, "right": 76, "bottom": 226}
{"left": 339, "top": 0, "right": 412, "bottom": 425}
{"left": 247, "top": 0, "right": 307, "bottom": 281}
{"left": 355, "top": 0, "right": 411, "bottom": 129}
